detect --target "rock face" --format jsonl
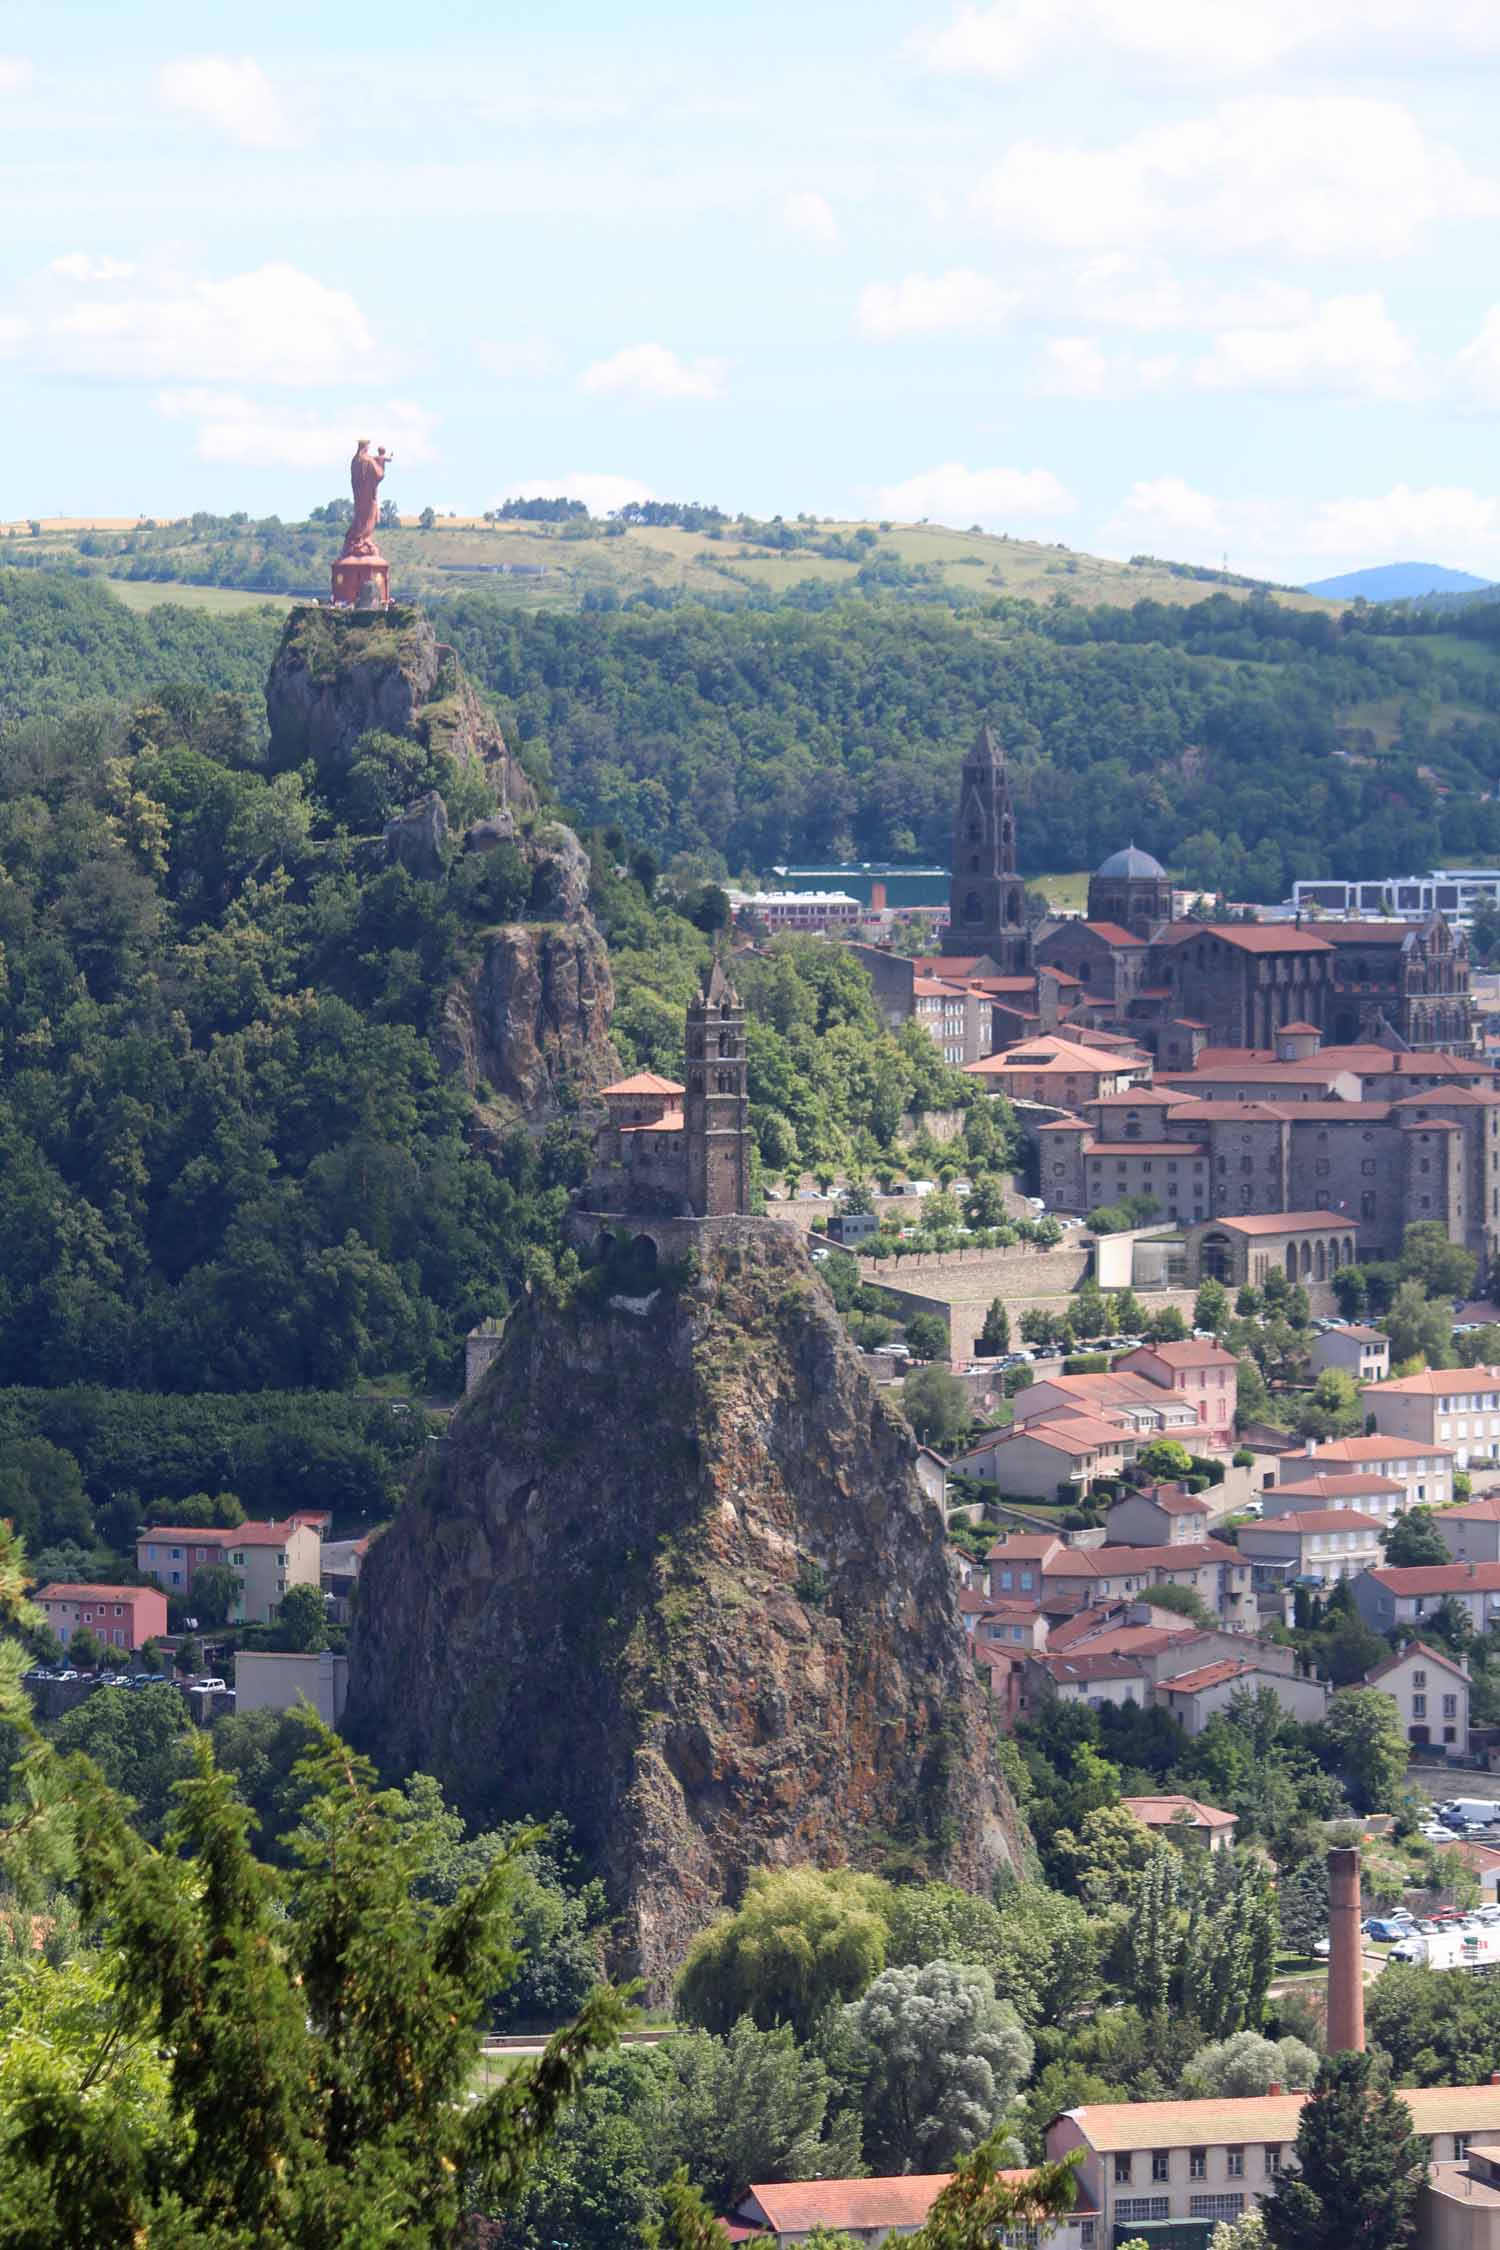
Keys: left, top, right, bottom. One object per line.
{"left": 436, "top": 819, "right": 618, "bottom": 1119}
{"left": 383, "top": 790, "right": 450, "bottom": 879}
{"left": 345, "top": 1228, "right": 1026, "bottom": 1999}
{"left": 265, "top": 601, "right": 534, "bottom": 811}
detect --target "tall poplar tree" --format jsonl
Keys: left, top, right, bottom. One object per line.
{"left": 1263, "top": 2052, "right": 1424, "bottom": 2250}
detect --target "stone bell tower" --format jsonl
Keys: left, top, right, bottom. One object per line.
{"left": 942, "top": 720, "right": 1030, "bottom": 971}
{"left": 684, "top": 958, "right": 751, "bottom": 1218}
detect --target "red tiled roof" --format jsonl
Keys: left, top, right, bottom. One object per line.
{"left": 744, "top": 2179, "right": 956, "bottom": 2233}
{"left": 1156, "top": 1658, "right": 1257, "bottom": 1694}
{"left": 1082, "top": 921, "right": 1148, "bottom": 946}
{"left": 1272, "top": 1472, "right": 1403, "bottom": 1499}
{"left": 1280, "top": 1434, "right": 1455, "bottom": 1464}
{"left": 1207, "top": 1211, "right": 1357, "bottom": 1236}
{"left": 1240, "top": 1508, "right": 1386, "bottom": 1535}
{"left": 1373, "top": 1366, "right": 1500, "bottom": 1396}
{"left": 1156, "top": 922, "right": 1333, "bottom": 954}
{"left": 1370, "top": 1563, "right": 1500, "bottom": 1594}
{"left": 1120, "top": 1792, "right": 1237, "bottom": 1827}
{"left": 1086, "top": 1139, "right": 1207, "bottom": 1156}
{"left": 1121, "top": 1339, "right": 1237, "bottom": 1369}
{"left": 1092, "top": 1539, "right": 1241, "bottom": 1568}
{"left": 1364, "top": 1638, "right": 1470, "bottom": 1685}
{"left": 35, "top": 1583, "right": 158, "bottom": 1603}
{"left": 600, "top": 1071, "right": 685, "bottom": 1096}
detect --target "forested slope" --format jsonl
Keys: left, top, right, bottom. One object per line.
{"left": 0, "top": 570, "right": 282, "bottom": 722}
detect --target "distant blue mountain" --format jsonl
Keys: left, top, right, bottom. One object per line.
{"left": 1304, "top": 562, "right": 1496, "bottom": 602}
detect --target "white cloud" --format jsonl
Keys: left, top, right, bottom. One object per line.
{"left": 49, "top": 263, "right": 375, "bottom": 385}
{"left": 1033, "top": 336, "right": 1179, "bottom": 397}
{"left": 974, "top": 99, "right": 1500, "bottom": 258}
{"left": 577, "top": 343, "right": 726, "bottom": 401}
{"left": 1304, "top": 483, "right": 1500, "bottom": 559}
{"left": 1072, "top": 258, "right": 1189, "bottom": 333}
{"left": 1193, "top": 292, "right": 1417, "bottom": 399}
{"left": 497, "top": 472, "right": 655, "bottom": 517}
{"left": 871, "top": 461, "right": 1074, "bottom": 527}
{"left": 50, "top": 253, "right": 136, "bottom": 283}
{"left": 0, "top": 56, "right": 33, "bottom": 93}
{"left": 924, "top": 0, "right": 1500, "bottom": 76}
{"left": 783, "top": 191, "right": 841, "bottom": 249}
{"left": 858, "top": 268, "right": 1018, "bottom": 337}
{"left": 156, "top": 391, "right": 437, "bottom": 469}
{"left": 476, "top": 337, "right": 557, "bottom": 380}
{"left": 158, "top": 56, "right": 286, "bottom": 148}
{"left": 0, "top": 317, "right": 27, "bottom": 358}
{"left": 1115, "top": 476, "right": 1227, "bottom": 536}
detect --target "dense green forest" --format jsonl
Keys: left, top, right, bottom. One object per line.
{"left": 442, "top": 592, "right": 1500, "bottom": 894}
{"left": 0, "top": 570, "right": 283, "bottom": 721}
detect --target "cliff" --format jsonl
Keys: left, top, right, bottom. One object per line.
{"left": 265, "top": 601, "right": 534, "bottom": 811}
{"left": 345, "top": 1227, "right": 1026, "bottom": 1998}
{"left": 435, "top": 820, "right": 617, "bottom": 1120}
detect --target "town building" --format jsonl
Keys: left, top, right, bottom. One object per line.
{"left": 941, "top": 722, "right": 1031, "bottom": 975}
{"left": 1260, "top": 1469, "right": 1406, "bottom": 1528}
{"left": 1105, "top": 1484, "right": 1212, "bottom": 1546}
{"left": 1114, "top": 1339, "right": 1238, "bottom": 1448}
{"left": 1310, "top": 1323, "right": 1391, "bottom": 1382}
{"left": 1362, "top": 1366, "right": 1500, "bottom": 1471}
{"left": 726, "top": 889, "right": 862, "bottom": 932}
{"left": 135, "top": 1518, "right": 322, "bottom": 1625}
{"left": 34, "top": 1582, "right": 167, "bottom": 1654}
{"left": 1364, "top": 1640, "right": 1470, "bottom": 1756}
{"left": 1117, "top": 1794, "right": 1239, "bottom": 1850}
{"left": 732, "top": 2172, "right": 1099, "bottom": 2250}
{"left": 1235, "top": 1508, "right": 1387, "bottom": 1588}
{"left": 964, "top": 1034, "right": 1150, "bottom": 1107}
{"left": 1153, "top": 1655, "right": 1329, "bottom": 1734}
{"left": 958, "top": 1415, "right": 1134, "bottom": 1500}
{"left": 1354, "top": 1561, "right": 1500, "bottom": 1639}
{"left": 1434, "top": 1494, "right": 1500, "bottom": 1565}
{"left": 1273, "top": 1434, "right": 1455, "bottom": 1511}
{"left": 1046, "top": 2085, "right": 1500, "bottom": 2242}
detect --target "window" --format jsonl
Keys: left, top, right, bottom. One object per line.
{"left": 1444, "top": 1694, "right": 1459, "bottom": 1718}
{"left": 1189, "top": 2151, "right": 1207, "bottom": 2180}
{"left": 1454, "top": 2135, "right": 1472, "bottom": 2162}
{"left": 1266, "top": 2146, "right": 1283, "bottom": 2177}
{"left": 1191, "top": 2196, "right": 1245, "bottom": 2223}
{"left": 1413, "top": 1669, "right": 1427, "bottom": 1686}
{"left": 1226, "top": 2149, "right": 1244, "bottom": 2178}
{"left": 1114, "top": 2156, "right": 1132, "bottom": 2186}
{"left": 1316, "top": 1159, "right": 1330, "bottom": 1176}
{"left": 1412, "top": 1694, "right": 1427, "bottom": 1717}
{"left": 1116, "top": 2200, "right": 1170, "bottom": 2225}
{"left": 1151, "top": 2153, "right": 1170, "bottom": 2183}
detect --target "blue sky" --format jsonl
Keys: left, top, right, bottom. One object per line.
{"left": 5, "top": 0, "right": 1500, "bottom": 582}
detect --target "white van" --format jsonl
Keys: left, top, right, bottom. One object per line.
{"left": 1439, "top": 1800, "right": 1500, "bottom": 1830}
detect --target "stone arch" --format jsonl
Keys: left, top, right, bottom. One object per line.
{"left": 1314, "top": 1238, "right": 1327, "bottom": 1282}
{"left": 631, "top": 1233, "right": 660, "bottom": 1273}
{"left": 1286, "top": 1244, "right": 1299, "bottom": 1280}
{"left": 1299, "top": 1239, "right": 1313, "bottom": 1278}
{"left": 1200, "top": 1232, "right": 1235, "bottom": 1283}
{"left": 964, "top": 891, "right": 984, "bottom": 924}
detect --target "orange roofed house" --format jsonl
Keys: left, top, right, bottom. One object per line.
{"left": 34, "top": 1582, "right": 167, "bottom": 1654}
{"left": 733, "top": 2171, "right": 1100, "bottom": 2249}
{"left": 135, "top": 1518, "right": 322, "bottom": 1625}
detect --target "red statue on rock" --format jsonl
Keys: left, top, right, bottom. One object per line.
{"left": 330, "top": 438, "right": 393, "bottom": 607}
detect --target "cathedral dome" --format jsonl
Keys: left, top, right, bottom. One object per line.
{"left": 1096, "top": 843, "right": 1166, "bottom": 880}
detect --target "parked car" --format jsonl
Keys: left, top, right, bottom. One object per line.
{"left": 56, "top": 1669, "right": 78, "bottom": 1682}
{"left": 1421, "top": 1822, "right": 1461, "bottom": 1842}
{"left": 193, "top": 1677, "right": 229, "bottom": 1694}
{"left": 1364, "top": 1918, "right": 1415, "bottom": 1943}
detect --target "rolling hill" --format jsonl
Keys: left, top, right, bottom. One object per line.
{"left": 1304, "top": 562, "right": 1496, "bottom": 603}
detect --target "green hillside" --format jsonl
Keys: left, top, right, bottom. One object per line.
{"left": 3, "top": 507, "right": 1330, "bottom": 617}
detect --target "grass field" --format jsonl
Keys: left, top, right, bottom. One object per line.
{"left": 1033, "top": 871, "right": 1092, "bottom": 911}
{"left": 2, "top": 512, "right": 1344, "bottom": 621}
{"left": 102, "top": 579, "right": 298, "bottom": 616}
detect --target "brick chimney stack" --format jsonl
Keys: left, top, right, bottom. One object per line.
{"left": 1326, "top": 1845, "right": 1365, "bottom": 2055}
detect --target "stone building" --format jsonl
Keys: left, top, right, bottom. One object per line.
{"left": 1087, "top": 843, "right": 1173, "bottom": 938}
{"left": 584, "top": 960, "right": 751, "bottom": 1220}
{"left": 941, "top": 722, "right": 1031, "bottom": 974}
{"left": 1316, "top": 914, "right": 1474, "bottom": 1049}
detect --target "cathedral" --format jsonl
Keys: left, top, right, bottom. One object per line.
{"left": 585, "top": 960, "right": 752, "bottom": 1219}
{"left": 941, "top": 723, "right": 1031, "bottom": 974}
{"left": 930, "top": 720, "right": 1475, "bottom": 1056}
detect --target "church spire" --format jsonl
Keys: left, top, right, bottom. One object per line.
{"left": 940, "top": 719, "right": 1029, "bottom": 969}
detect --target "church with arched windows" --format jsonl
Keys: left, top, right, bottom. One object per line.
{"left": 941, "top": 722, "right": 1032, "bottom": 975}
{"left": 585, "top": 959, "right": 751, "bottom": 1219}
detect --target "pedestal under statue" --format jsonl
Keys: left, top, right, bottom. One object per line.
{"left": 330, "top": 438, "right": 392, "bottom": 606}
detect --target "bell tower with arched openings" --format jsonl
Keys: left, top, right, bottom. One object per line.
{"left": 684, "top": 957, "right": 751, "bottom": 1218}
{"left": 941, "top": 721, "right": 1031, "bottom": 972}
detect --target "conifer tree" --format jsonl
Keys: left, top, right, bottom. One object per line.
{"left": 1263, "top": 2051, "right": 1423, "bottom": 2250}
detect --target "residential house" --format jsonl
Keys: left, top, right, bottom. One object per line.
{"left": 319, "top": 1532, "right": 370, "bottom": 1624}
{"left": 1274, "top": 1434, "right": 1455, "bottom": 1512}
{"left": 136, "top": 1517, "right": 322, "bottom": 1625}
{"left": 1106, "top": 1484, "right": 1211, "bottom": 1546}
{"left": 1117, "top": 1795, "right": 1239, "bottom": 1851}
{"left": 1354, "top": 1560, "right": 1500, "bottom": 1639}
{"left": 1115, "top": 1339, "right": 1239, "bottom": 1452}
{"left": 956, "top": 1417, "right": 1134, "bottom": 1500}
{"left": 1153, "top": 1655, "right": 1330, "bottom": 1735}
{"left": 733, "top": 2173, "right": 1100, "bottom": 2250}
{"left": 1310, "top": 1324, "right": 1391, "bottom": 1383}
{"left": 969, "top": 1595, "right": 1050, "bottom": 1651}
{"left": 1019, "top": 1650, "right": 1153, "bottom": 1719}
{"left": 1364, "top": 1639, "right": 1470, "bottom": 1756}
{"left": 984, "top": 1534, "right": 1066, "bottom": 1600}
{"left": 1056, "top": 1539, "right": 1253, "bottom": 1626}
{"left": 1436, "top": 1494, "right": 1500, "bottom": 1565}
{"left": 962, "top": 1035, "right": 1149, "bottom": 1110}
{"left": 1011, "top": 1370, "right": 1203, "bottom": 1445}
{"left": 1046, "top": 2087, "right": 1500, "bottom": 2241}
{"left": 1260, "top": 1469, "right": 1406, "bottom": 1529}
{"left": 34, "top": 1582, "right": 167, "bottom": 1654}
{"left": 1363, "top": 1366, "right": 1500, "bottom": 1471}
{"left": 1236, "top": 1508, "right": 1387, "bottom": 1587}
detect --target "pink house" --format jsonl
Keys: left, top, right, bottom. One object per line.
{"left": 35, "top": 1582, "right": 168, "bottom": 1653}
{"left": 1115, "top": 1339, "right": 1238, "bottom": 1448}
